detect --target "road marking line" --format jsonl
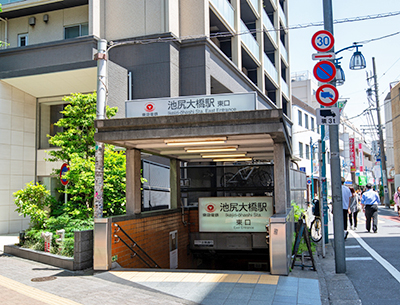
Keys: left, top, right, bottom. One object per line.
{"left": 0, "top": 275, "right": 82, "bottom": 305}
{"left": 350, "top": 231, "right": 400, "bottom": 283}
{"left": 345, "top": 245, "right": 361, "bottom": 249}
{"left": 346, "top": 257, "right": 373, "bottom": 261}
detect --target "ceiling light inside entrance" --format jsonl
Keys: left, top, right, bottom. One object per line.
{"left": 185, "top": 146, "right": 238, "bottom": 153}
{"left": 212, "top": 157, "right": 253, "bottom": 162}
{"left": 202, "top": 153, "right": 246, "bottom": 158}
{"left": 165, "top": 137, "right": 227, "bottom": 146}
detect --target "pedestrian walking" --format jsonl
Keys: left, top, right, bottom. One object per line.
{"left": 393, "top": 186, "right": 400, "bottom": 217}
{"left": 341, "top": 177, "right": 352, "bottom": 239}
{"left": 348, "top": 187, "right": 359, "bottom": 230}
{"left": 361, "top": 183, "right": 380, "bottom": 233}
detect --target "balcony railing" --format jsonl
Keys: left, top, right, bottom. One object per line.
{"left": 278, "top": 3, "right": 287, "bottom": 28}
{"left": 248, "top": 0, "right": 259, "bottom": 13}
{"left": 281, "top": 77, "right": 289, "bottom": 98}
{"left": 280, "top": 40, "right": 288, "bottom": 63}
{"left": 263, "top": 53, "right": 278, "bottom": 85}
{"left": 210, "top": 0, "right": 235, "bottom": 30}
{"left": 0, "top": 0, "right": 24, "bottom": 4}
{"left": 262, "top": 9, "right": 277, "bottom": 45}
{"left": 240, "top": 20, "right": 259, "bottom": 61}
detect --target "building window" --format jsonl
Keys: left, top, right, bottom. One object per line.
{"left": 299, "top": 142, "right": 303, "bottom": 158}
{"left": 298, "top": 110, "right": 302, "bottom": 126}
{"left": 18, "top": 33, "right": 28, "bottom": 46}
{"left": 306, "top": 144, "right": 310, "bottom": 160}
{"left": 305, "top": 114, "right": 309, "bottom": 129}
{"left": 311, "top": 117, "right": 315, "bottom": 131}
{"left": 64, "top": 23, "right": 88, "bottom": 39}
{"left": 39, "top": 102, "right": 69, "bottom": 149}
{"left": 327, "top": 151, "right": 330, "bottom": 164}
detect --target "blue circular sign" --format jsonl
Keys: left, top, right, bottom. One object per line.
{"left": 313, "top": 61, "right": 336, "bottom": 83}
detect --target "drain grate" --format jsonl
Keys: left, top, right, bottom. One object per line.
{"left": 31, "top": 276, "right": 57, "bottom": 282}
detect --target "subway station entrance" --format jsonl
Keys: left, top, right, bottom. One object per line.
{"left": 93, "top": 108, "right": 294, "bottom": 275}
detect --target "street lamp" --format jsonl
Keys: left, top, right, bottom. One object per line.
{"left": 335, "top": 58, "right": 345, "bottom": 86}
{"left": 349, "top": 45, "right": 366, "bottom": 70}
{"left": 334, "top": 44, "right": 366, "bottom": 86}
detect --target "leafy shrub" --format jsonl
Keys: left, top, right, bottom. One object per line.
{"left": 291, "top": 201, "right": 305, "bottom": 222}
{"left": 13, "top": 182, "right": 55, "bottom": 229}
{"left": 22, "top": 215, "right": 93, "bottom": 257}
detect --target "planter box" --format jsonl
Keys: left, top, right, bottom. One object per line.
{"left": 4, "top": 230, "right": 93, "bottom": 271}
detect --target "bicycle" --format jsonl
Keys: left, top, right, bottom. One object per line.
{"left": 309, "top": 199, "right": 322, "bottom": 243}
{"left": 220, "top": 165, "right": 273, "bottom": 188}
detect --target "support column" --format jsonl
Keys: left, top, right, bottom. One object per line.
{"left": 231, "top": 0, "right": 242, "bottom": 69}
{"left": 285, "top": 154, "right": 291, "bottom": 209}
{"left": 274, "top": 142, "right": 287, "bottom": 214}
{"left": 126, "top": 148, "right": 142, "bottom": 215}
{"left": 170, "top": 159, "right": 181, "bottom": 210}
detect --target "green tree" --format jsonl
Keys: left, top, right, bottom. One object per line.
{"left": 47, "top": 93, "right": 126, "bottom": 218}
{"left": 14, "top": 182, "right": 55, "bottom": 229}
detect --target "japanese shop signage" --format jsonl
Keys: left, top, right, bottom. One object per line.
{"left": 349, "top": 138, "right": 356, "bottom": 172}
{"left": 198, "top": 196, "right": 273, "bottom": 233}
{"left": 359, "top": 143, "right": 364, "bottom": 172}
{"left": 125, "top": 92, "right": 257, "bottom": 118}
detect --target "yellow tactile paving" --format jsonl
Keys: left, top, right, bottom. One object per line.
{"left": 182, "top": 273, "right": 207, "bottom": 282}
{"left": 218, "top": 274, "right": 241, "bottom": 283}
{"left": 129, "top": 271, "right": 155, "bottom": 281}
{"left": 110, "top": 271, "right": 139, "bottom": 280}
{"left": 146, "top": 272, "right": 175, "bottom": 282}
{"left": 0, "top": 275, "right": 82, "bottom": 305}
{"left": 199, "top": 273, "right": 225, "bottom": 283}
{"left": 238, "top": 274, "right": 260, "bottom": 284}
{"left": 163, "top": 272, "right": 189, "bottom": 282}
{"left": 258, "top": 274, "right": 279, "bottom": 285}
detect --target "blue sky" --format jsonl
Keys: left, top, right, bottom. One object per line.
{"left": 289, "top": 0, "right": 400, "bottom": 133}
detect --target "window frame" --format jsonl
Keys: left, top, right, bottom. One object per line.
{"left": 17, "top": 33, "right": 28, "bottom": 47}
{"left": 298, "top": 110, "right": 302, "bottom": 126}
{"left": 306, "top": 144, "right": 310, "bottom": 160}
{"left": 299, "top": 142, "right": 303, "bottom": 159}
{"left": 311, "top": 117, "right": 315, "bottom": 131}
{"left": 64, "top": 23, "right": 89, "bottom": 39}
{"left": 304, "top": 113, "right": 309, "bottom": 129}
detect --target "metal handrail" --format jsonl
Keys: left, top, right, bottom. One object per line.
{"left": 114, "top": 223, "right": 161, "bottom": 268}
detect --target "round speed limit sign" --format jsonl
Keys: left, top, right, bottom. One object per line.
{"left": 312, "top": 30, "right": 334, "bottom": 52}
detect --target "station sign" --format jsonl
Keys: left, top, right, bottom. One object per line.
{"left": 316, "top": 107, "right": 340, "bottom": 125}
{"left": 126, "top": 92, "right": 257, "bottom": 118}
{"left": 313, "top": 61, "right": 336, "bottom": 83}
{"left": 315, "top": 84, "right": 339, "bottom": 107}
{"left": 198, "top": 197, "right": 273, "bottom": 233}
{"left": 311, "top": 30, "right": 335, "bottom": 52}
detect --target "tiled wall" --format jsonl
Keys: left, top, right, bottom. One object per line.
{"left": 0, "top": 81, "right": 36, "bottom": 234}
{"left": 112, "top": 209, "right": 199, "bottom": 269}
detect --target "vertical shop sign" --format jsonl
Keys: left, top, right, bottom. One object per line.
{"left": 359, "top": 143, "right": 364, "bottom": 172}
{"left": 349, "top": 138, "right": 356, "bottom": 172}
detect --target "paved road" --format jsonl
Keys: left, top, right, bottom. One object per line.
{"left": 344, "top": 206, "right": 400, "bottom": 305}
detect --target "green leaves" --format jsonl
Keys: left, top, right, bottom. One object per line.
{"left": 13, "top": 182, "right": 55, "bottom": 229}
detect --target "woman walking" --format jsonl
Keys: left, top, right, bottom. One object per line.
{"left": 394, "top": 186, "right": 400, "bottom": 217}
{"left": 349, "top": 187, "right": 359, "bottom": 230}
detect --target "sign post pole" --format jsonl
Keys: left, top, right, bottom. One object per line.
{"left": 323, "top": 0, "right": 346, "bottom": 274}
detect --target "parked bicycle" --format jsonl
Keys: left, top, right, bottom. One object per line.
{"left": 309, "top": 199, "right": 322, "bottom": 243}
{"left": 220, "top": 165, "right": 273, "bottom": 188}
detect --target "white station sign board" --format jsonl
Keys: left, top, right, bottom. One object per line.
{"left": 125, "top": 92, "right": 257, "bottom": 118}
{"left": 198, "top": 197, "right": 273, "bottom": 233}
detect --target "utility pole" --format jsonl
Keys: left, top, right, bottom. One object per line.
{"left": 94, "top": 39, "right": 107, "bottom": 218}
{"left": 372, "top": 57, "right": 390, "bottom": 208}
{"left": 323, "top": 0, "right": 346, "bottom": 273}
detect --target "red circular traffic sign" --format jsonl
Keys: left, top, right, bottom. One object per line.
{"left": 312, "top": 30, "right": 334, "bottom": 52}
{"left": 60, "top": 163, "right": 70, "bottom": 186}
{"left": 313, "top": 60, "right": 336, "bottom": 83}
{"left": 315, "top": 84, "right": 339, "bottom": 106}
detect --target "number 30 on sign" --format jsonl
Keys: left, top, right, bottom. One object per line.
{"left": 311, "top": 30, "right": 334, "bottom": 53}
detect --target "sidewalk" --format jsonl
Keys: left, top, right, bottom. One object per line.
{"left": 0, "top": 226, "right": 362, "bottom": 305}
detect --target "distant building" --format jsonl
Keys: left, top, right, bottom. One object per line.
{"left": 390, "top": 81, "right": 400, "bottom": 191}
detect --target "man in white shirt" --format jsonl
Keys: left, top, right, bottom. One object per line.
{"left": 341, "top": 177, "right": 352, "bottom": 239}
